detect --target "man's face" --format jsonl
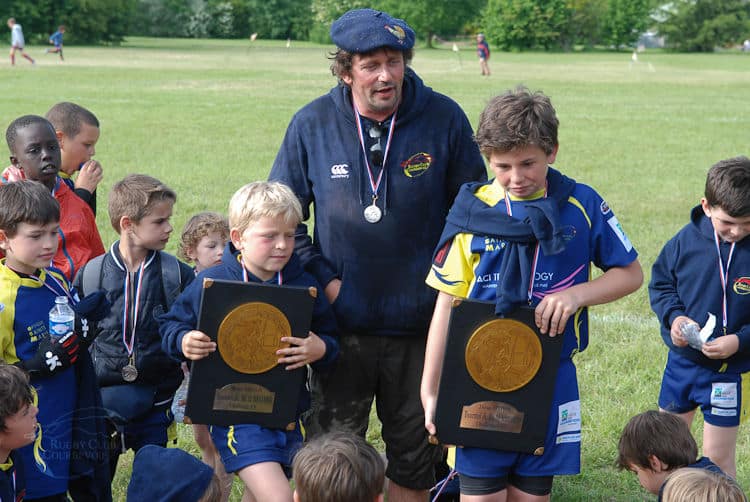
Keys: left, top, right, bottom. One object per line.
{"left": 343, "top": 49, "right": 405, "bottom": 121}
{"left": 10, "top": 122, "right": 61, "bottom": 190}
{"left": 59, "top": 122, "right": 99, "bottom": 175}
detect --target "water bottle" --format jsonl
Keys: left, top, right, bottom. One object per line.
{"left": 49, "top": 296, "right": 75, "bottom": 343}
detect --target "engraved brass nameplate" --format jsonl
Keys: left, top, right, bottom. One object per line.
{"left": 218, "top": 302, "right": 291, "bottom": 374}
{"left": 460, "top": 401, "right": 524, "bottom": 433}
{"left": 213, "top": 383, "right": 275, "bottom": 413}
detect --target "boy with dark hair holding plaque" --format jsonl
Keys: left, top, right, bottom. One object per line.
{"left": 421, "top": 86, "right": 643, "bottom": 501}
{"left": 159, "top": 181, "right": 338, "bottom": 502}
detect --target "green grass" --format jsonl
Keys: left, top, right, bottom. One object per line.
{"left": 1, "top": 38, "right": 748, "bottom": 500}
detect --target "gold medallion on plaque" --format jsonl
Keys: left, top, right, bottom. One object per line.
{"left": 218, "top": 302, "right": 291, "bottom": 374}
{"left": 465, "top": 319, "right": 542, "bottom": 392}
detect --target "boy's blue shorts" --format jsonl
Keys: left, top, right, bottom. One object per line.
{"left": 210, "top": 423, "right": 302, "bottom": 474}
{"left": 659, "top": 351, "right": 749, "bottom": 427}
{"left": 456, "top": 359, "right": 581, "bottom": 479}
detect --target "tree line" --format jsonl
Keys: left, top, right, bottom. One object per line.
{"left": 1, "top": 0, "right": 748, "bottom": 51}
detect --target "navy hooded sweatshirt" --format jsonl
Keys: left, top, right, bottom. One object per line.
{"left": 269, "top": 69, "right": 487, "bottom": 337}
{"left": 650, "top": 205, "right": 750, "bottom": 373}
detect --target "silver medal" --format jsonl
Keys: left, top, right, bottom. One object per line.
{"left": 121, "top": 364, "right": 139, "bottom": 382}
{"left": 364, "top": 204, "right": 382, "bottom": 223}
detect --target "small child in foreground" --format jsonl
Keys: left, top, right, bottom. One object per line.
{"left": 174, "top": 211, "right": 232, "bottom": 500}
{"left": 661, "top": 467, "right": 747, "bottom": 502}
{"left": 292, "top": 432, "right": 385, "bottom": 502}
{"left": 617, "top": 410, "right": 727, "bottom": 499}
{"left": 0, "top": 363, "right": 38, "bottom": 502}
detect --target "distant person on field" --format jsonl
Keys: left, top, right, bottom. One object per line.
{"left": 617, "top": 410, "right": 727, "bottom": 499}
{"left": 477, "top": 33, "right": 490, "bottom": 76}
{"left": 46, "top": 102, "right": 104, "bottom": 214}
{"left": 6, "top": 18, "right": 34, "bottom": 66}
{"left": 649, "top": 155, "right": 750, "bottom": 478}
{"left": 422, "top": 86, "right": 643, "bottom": 501}
{"left": 127, "top": 445, "right": 223, "bottom": 502}
{"left": 173, "top": 211, "right": 233, "bottom": 501}
{"left": 292, "top": 432, "right": 385, "bottom": 502}
{"left": 159, "top": 181, "right": 339, "bottom": 502}
{"left": 4, "top": 115, "right": 104, "bottom": 281}
{"left": 46, "top": 25, "right": 65, "bottom": 60}
{"left": 0, "top": 363, "right": 38, "bottom": 502}
{"left": 661, "top": 467, "right": 747, "bottom": 502}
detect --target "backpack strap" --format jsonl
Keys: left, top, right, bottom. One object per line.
{"left": 80, "top": 254, "right": 105, "bottom": 297}
{"left": 159, "top": 252, "right": 182, "bottom": 310}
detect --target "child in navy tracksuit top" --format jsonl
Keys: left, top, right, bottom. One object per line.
{"left": 159, "top": 181, "right": 338, "bottom": 502}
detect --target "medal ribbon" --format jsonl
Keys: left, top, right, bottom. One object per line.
{"left": 712, "top": 231, "right": 735, "bottom": 332}
{"left": 122, "top": 261, "right": 145, "bottom": 357}
{"left": 30, "top": 271, "right": 76, "bottom": 304}
{"left": 504, "top": 184, "right": 548, "bottom": 304}
{"left": 353, "top": 105, "right": 397, "bottom": 205}
{"left": 241, "top": 257, "right": 283, "bottom": 285}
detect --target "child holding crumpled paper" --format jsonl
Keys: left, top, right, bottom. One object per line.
{"left": 649, "top": 155, "right": 750, "bottom": 479}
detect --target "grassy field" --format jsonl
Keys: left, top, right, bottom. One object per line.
{"left": 1, "top": 37, "right": 748, "bottom": 500}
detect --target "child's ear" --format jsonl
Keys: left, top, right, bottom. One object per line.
{"left": 375, "top": 494, "right": 384, "bottom": 502}
{"left": 292, "top": 490, "right": 300, "bottom": 502}
{"left": 0, "top": 229, "right": 8, "bottom": 250}
{"left": 9, "top": 155, "right": 18, "bottom": 168}
{"left": 119, "top": 215, "right": 132, "bottom": 233}
{"left": 647, "top": 454, "right": 667, "bottom": 472}
{"left": 55, "top": 130, "right": 65, "bottom": 149}
{"left": 229, "top": 228, "right": 242, "bottom": 250}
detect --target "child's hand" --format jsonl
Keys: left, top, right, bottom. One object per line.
{"left": 534, "top": 289, "right": 582, "bottom": 336}
{"left": 181, "top": 330, "right": 216, "bottom": 360}
{"left": 670, "top": 316, "right": 692, "bottom": 347}
{"left": 702, "top": 334, "right": 739, "bottom": 359}
{"left": 277, "top": 331, "right": 326, "bottom": 370}
{"left": 75, "top": 160, "right": 103, "bottom": 192}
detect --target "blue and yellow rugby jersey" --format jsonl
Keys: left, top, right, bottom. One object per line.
{"left": 0, "top": 262, "right": 76, "bottom": 498}
{"left": 427, "top": 179, "right": 638, "bottom": 359}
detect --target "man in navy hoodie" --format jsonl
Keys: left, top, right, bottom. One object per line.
{"left": 269, "top": 8, "right": 486, "bottom": 501}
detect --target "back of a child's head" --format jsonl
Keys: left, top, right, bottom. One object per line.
{"left": 704, "top": 156, "right": 750, "bottom": 217}
{"left": 475, "top": 85, "right": 559, "bottom": 158}
{"left": 0, "top": 180, "right": 60, "bottom": 237}
{"left": 661, "top": 468, "right": 747, "bottom": 502}
{"left": 108, "top": 174, "right": 176, "bottom": 233}
{"left": 5, "top": 115, "right": 55, "bottom": 154}
{"left": 616, "top": 410, "right": 697, "bottom": 471}
{"left": 228, "top": 181, "right": 302, "bottom": 235}
{"left": 0, "top": 363, "right": 33, "bottom": 431}
{"left": 45, "top": 102, "right": 99, "bottom": 139}
{"left": 178, "top": 212, "right": 229, "bottom": 262}
{"left": 292, "top": 431, "right": 384, "bottom": 502}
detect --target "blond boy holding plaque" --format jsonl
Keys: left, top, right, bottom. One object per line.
{"left": 421, "top": 86, "right": 643, "bottom": 501}
{"left": 159, "top": 181, "right": 339, "bottom": 502}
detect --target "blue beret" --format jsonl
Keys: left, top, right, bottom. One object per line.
{"left": 331, "top": 9, "right": 415, "bottom": 53}
{"left": 127, "top": 445, "right": 214, "bottom": 502}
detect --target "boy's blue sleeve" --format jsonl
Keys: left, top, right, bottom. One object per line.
{"left": 308, "top": 284, "right": 339, "bottom": 369}
{"left": 158, "top": 276, "right": 201, "bottom": 361}
{"left": 649, "top": 238, "right": 685, "bottom": 347}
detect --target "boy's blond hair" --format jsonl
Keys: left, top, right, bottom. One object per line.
{"left": 228, "top": 181, "right": 302, "bottom": 236}
{"left": 108, "top": 174, "right": 176, "bottom": 233}
{"left": 178, "top": 212, "right": 229, "bottom": 262}
{"left": 661, "top": 468, "right": 747, "bottom": 502}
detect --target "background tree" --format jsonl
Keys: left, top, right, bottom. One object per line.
{"left": 379, "top": 0, "right": 485, "bottom": 48}
{"left": 560, "top": 0, "right": 607, "bottom": 50}
{"left": 482, "top": 0, "right": 571, "bottom": 50}
{"left": 600, "top": 0, "right": 652, "bottom": 49}
{"left": 658, "top": 0, "right": 750, "bottom": 52}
